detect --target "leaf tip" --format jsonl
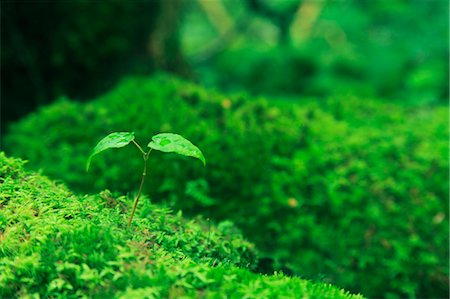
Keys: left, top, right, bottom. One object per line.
{"left": 86, "top": 157, "right": 92, "bottom": 172}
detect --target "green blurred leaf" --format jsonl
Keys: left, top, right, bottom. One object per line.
{"left": 148, "top": 133, "right": 206, "bottom": 166}
{"left": 86, "top": 132, "right": 135, "bottom": 171}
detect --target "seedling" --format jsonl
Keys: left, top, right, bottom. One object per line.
{"left": 87, "top": 132, "right": 205, "bottom": 228}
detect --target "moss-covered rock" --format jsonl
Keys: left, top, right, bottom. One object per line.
{"left": 4, "top": 75, "right": 449, "bottom": 298}
{"left": 0, "top": 153, "right": 362, "bottom": 298}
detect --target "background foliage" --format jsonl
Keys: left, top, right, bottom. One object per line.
{"left": 5, "top": 76, "right": 448, "bottom": 298}
{"left": 2, "top": 0, "right": 186, "bottom": 130}
{"left": 2, "top": 0, "right": 448, "bottom": 132}
{"left": 181, "top": 0, "right": 448, "bottom": 103}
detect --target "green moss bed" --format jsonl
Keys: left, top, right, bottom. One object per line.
{"left": 0, "top": 153, "right": 363, "bottom": 298}
{"left": 4, "top": 75, "right": 448, "bottom": 298}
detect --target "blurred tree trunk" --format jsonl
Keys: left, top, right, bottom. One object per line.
{"left": 247, "top": 0, "right": 298, "bottom": 45}
{"left": 290, "top": 0, "right": 326, "bottom": 45}
{"left": 148, "top": 0, "right": 191, "bottom": 77}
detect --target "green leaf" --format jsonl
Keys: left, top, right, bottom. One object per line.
{"left": 86, "top": 132, "right": 135, "bottom": 171}
{"left": 148, "top": 133, "right": 206, "bottom": 166}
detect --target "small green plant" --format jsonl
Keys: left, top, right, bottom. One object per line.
{"left": 86, "top": 132, "right": 205, "bottom": 227}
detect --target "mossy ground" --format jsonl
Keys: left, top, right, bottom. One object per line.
{"left": 0, "top": 153, "right": 363, "bottom": 298}
{"left": 5, "top": 75, "right": 448, "bottom": 298}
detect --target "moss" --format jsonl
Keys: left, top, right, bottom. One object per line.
{"left": 0, "top": 153, "right": 363, "bottom": 298}
{"left": 4, "top": 75, "right": 449, "bottom": 298}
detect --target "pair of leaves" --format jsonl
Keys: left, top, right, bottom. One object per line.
{"left": 86, "top": 132, "right": 206, "bottom": 171}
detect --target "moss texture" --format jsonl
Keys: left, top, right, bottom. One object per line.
{"left": 4, "top": 75, "right": 449, "bottom": 298}
{"left": 0, "top": 153, "right": 363, "bottom": 298}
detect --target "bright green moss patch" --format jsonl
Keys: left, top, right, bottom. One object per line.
{"left": 4, "top": 75, "right": 449, "bottom": 298}
{"left": 0, "top": 153, "right": 363, "bottom": 298}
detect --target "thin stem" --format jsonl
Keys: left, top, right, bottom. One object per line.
{"left": 207, "top": 217, "right": 211, "bottom": 249}
{"left": 127, "top": 153, "right": 149, "bottom": 228}
{"left": 132, "top": 140, "right": 146, "bottom": 155}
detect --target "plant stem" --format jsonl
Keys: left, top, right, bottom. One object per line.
{"left": 207, "top": 217, "right": 211, "bottom": 249}
{"left": 127, "top": 150, "right": 151, "bottom": 228}
{"left": 132, "top": 139, "right": 146, "bottom": 155}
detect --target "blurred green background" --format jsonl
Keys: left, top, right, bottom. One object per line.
{"left": 2, "top": 1, "right": 449, "bottom": 298}
{"left": 3, "top": 0, "right": 448, "bottom": 128}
